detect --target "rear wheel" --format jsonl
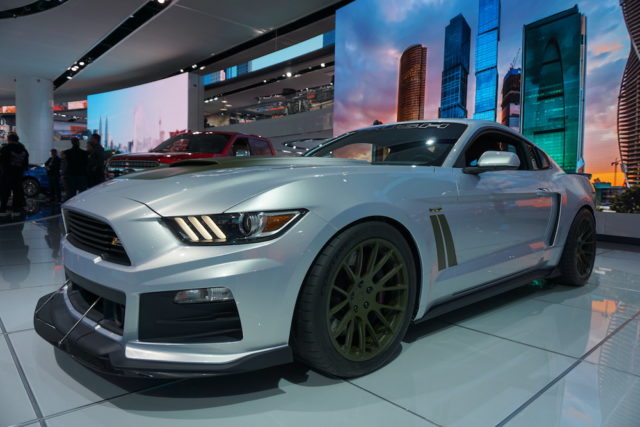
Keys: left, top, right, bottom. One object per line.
{"left": 293, "top": 222, "right": 417, "bottom": 378}
{"left": 23, "top": 178, "right": 40, "bottom": 198}
{"left": 556, "top": 208, "right": 596, "bottom": 286}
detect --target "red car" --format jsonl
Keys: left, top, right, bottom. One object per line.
{"left": 106, "top": 131, "right": 275, "bottom": 177}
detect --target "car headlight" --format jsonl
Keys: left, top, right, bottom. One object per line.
{"left": 164, "top": 209, "right": 307, "bottom": 244}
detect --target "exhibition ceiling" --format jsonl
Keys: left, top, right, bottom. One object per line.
{"left": 0, "top": 0, "right": 343, "bottom": 103}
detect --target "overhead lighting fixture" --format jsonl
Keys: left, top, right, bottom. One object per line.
{"left": 79, "top": 61, "right": 85, "bottom": 66}
{"left": 222, "top": 100, "right": 228, "bottom": 103}
{"left": 179, "top": 68, "right": 184, "bottom": 73}
{"left": 200, "top": 66, "right": 205, "bottom": 70}
{"left": 192, "top": 64, "right": 197, "bottom": 69}
{"left": 71, "top": 65, "right": 79, "bottom": 71}
{"left": 286, "top": 71, "right": 292, "bottom": 78}
{"left": 213, "top": 96, "right": 218, "bottom": 101}
{"left": 66, "top": 76, "right": 72, "bottom": 80}
{"left": 263, "top": 79, "right": 267, "bottom": 83}
{"left": 321, "top": 63, "right": 326, "bottom": 68}
{"left": 157, "top": 0, "right": 166, "bottom": 3}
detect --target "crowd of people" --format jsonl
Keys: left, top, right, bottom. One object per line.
{"left": 0, "top": 132, "right": 105, "bottom": 217}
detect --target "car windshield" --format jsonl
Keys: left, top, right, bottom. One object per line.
{"left": 151, "top": 133, "right": 230, "bottom": 153}
{"left": 306, "top": 122, "right": 467, "bottom": 166}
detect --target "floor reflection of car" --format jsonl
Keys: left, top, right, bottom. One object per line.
{"left": 23, "top": 164, "right": 62, "bottom": 198}
{"left": 105, "top": 132, "right": 276, "bottom": 178}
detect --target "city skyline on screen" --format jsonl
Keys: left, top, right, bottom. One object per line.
{"left": 334, "top": 0, "right": 629, "bottom": 184}
{"left": 87, "top": 73, "right": 190, "bottom": 153}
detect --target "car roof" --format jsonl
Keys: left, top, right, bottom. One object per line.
{"left": 355, "top": 118, "right": 527, "bottom": 140}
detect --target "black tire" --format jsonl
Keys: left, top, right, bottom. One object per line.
{"left": 23, "top": 178, "right": 40, "bottom": 198}
{"left": 556, "top": 208, "right": 596, "bottom": 286}
{"left": 292, "top": 221, "right": 417, "bottom": 378}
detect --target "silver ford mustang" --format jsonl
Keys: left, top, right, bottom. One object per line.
{"left": 34, "top": 119, "right": 596, "bottom": 378}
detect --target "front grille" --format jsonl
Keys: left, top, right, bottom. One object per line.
{"left": 68, "top": 282, "right": 126, "bottom": 335}
{"left": 108, "top": 160, "right": 159, "bottom": 169}
{"left": 64, "top": 210, "right": 131, "bottom": 266}
{"left": 139, "top": 291, "right": 243, "bottom": 343}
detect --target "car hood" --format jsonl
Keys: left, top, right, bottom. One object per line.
{"left": 81, "top": 157, "right": 368, "bottom": 216}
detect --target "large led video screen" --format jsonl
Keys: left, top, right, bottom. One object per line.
{"left": 88, "top": 73, "right": 192, "bottom": 153}
{"left": 334, "top": 0, "right": 632, "bottom": 185}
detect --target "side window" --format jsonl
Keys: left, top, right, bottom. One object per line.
{"left": 536, "top": 148, "right": 551, "bottom": 169}
{"left": 249, "top": 139, "right": 271, "bottom": 156}
{"left": 462, "top": 132, "right": 530, "bottom": 170}
{"left": 524, "top": 143, "right": 541, "bottom": 170}
{"left": 232, "top": 138, "right": 251, "bottom": 156}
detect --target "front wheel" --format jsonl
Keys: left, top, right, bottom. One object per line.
{"left": 293, "top": 221, "right": 417, "bottom": 378}
{"left": 23, "top": 178, "right": 40, "bottom": 198}
{"left": 556, "top": 208, "right": 596, "bottom": 286}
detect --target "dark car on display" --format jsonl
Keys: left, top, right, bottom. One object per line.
{"left": 105, "top": 131, "right": 275, "bottom": 178}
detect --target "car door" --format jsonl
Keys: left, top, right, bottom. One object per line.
{"left": 437, "top": 131, "right": 558, "bottom": 296}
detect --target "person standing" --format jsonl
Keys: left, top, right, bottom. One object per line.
{"left": 87, "top": 133, "right": 105, "bottom": 187}
{"left": 63, "top": 137, "right": 88, "bottom": 199}
{"left": 45, "top": 148, "right": 61, "bottom": 202}
{"left": 0, "top": 132, "right": 29, "bottom": 216}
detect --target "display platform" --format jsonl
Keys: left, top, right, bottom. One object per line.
{"left": 1, "top": 217, "right": 639, "bottom": 427}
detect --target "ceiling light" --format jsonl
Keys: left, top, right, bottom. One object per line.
{"left": 180, "top": 68, "right": 184, "bottom": 73}
{"left": 66, "top": 76, "right": 72, "bottom": 80}
{"left": 71, "top": 66, "right": 79, "bottom": 71}
{"left": 222, "top": 100, "right": 228, "bottom": 103}
{"left": 200, "top": 66, "right": 205, "bottom": 70}
{"left": 192, "top": 64, "right": 197, "bottom": 69}
{"left": 263, "top": 80, "right": 267, "bottom": 83}
{"left": 157, "top": 0, "right": 166, "bottom": 4}
{"left": 79, "top": 61, "right": 85, "bottom": 66}
{"left": 286, "top": 72, "right": 292, "bottom": 78}
{"left": 213, "top": 96, "right": 218, "bottom": 101}
{"left": 321, "top": 63, "right": 326, "bottom": 67}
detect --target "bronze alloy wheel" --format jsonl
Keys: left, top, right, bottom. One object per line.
{"left": 325, "top": 238, "right": 409, "bottom": 362}
{"left": 575, "top": 216, "right": 596, "bottom": 277}
{"left": 556, "top": 208, "right": 596, "bottom": 287}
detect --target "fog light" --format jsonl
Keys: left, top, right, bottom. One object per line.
{"left": 174, "top": 287, "right": 234, "bottom": 304}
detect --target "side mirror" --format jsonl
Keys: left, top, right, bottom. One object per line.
{"left": 463, "top": 151, "right": 520, "bottom": 174}
{"left": 235, "top": 149, "right": 251, "bottom": 157}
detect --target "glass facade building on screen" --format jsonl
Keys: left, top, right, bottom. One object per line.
{"left": 473, "top": 0, "right": 500, "bottom": 121}
{"left": 501, "top": 67, "right": 521, "bottom": 131}
{"left": 618, "top": 0, "right": 640, "bottom": 186}
{"left": 521, "top": 6, "right": 587, "bottom": 173}
{"left": 439, "top": 14, "right": 471, "bottom": 119}
{"left": 397, "top": 44, "right": 427, "bottom": 122}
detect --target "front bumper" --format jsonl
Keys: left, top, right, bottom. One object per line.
{"left": 33, "top": 287, "right": 292, "bottom": 378}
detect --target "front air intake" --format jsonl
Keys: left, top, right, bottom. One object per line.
{"left": 64, "top": 210, "right": 131, "bottom": 266}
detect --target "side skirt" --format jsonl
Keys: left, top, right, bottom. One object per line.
{"left": 415, "top": 268, "right": 554, "bottom": 323}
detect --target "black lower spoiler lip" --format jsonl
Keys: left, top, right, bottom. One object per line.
{"left": 33, "top": 291, "right": 292, "bottom": 378}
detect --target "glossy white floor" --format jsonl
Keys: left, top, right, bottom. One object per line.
{"left": 1, "top": 217, "right": 639, "bottom": 427}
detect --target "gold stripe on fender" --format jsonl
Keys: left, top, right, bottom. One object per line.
{"left": 430, "top": 214, "right": 458, "bottom": 270}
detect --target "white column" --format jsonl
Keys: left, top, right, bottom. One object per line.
{"left": 15, "top": 76, "right": 53, "bottom": 164}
